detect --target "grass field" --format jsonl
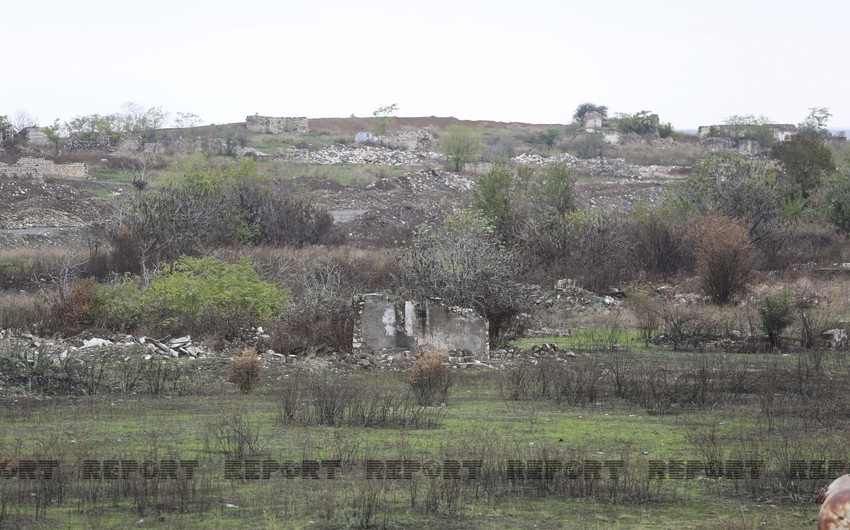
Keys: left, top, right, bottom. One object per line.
{"left": 0, "top": 339, "right": 838, "bottom": 528}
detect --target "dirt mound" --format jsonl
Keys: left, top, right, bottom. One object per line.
{"left": 0, "top": 177, "right": 104, "bottom": 230}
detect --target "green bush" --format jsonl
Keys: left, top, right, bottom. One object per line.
{"left": 95, "top": 278, "right": 144, "bottom": 332}
{"left": 142, "top": 256, "right": 287, "bottom": 337}
{"left": 758, "top": 290, "right": 794, "bottom": 349}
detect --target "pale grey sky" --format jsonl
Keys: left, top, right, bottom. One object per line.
{"left": 2, "top": 0, "right": 848, "bottom": 129}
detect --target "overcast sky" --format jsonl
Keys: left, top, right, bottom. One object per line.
{"left": 3, "top": 0, "right": 848, "bottom": 130}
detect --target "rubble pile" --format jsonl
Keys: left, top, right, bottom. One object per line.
{"left": 278, "top": 144, "right": 445, "bottom": 166}
{"left": 512, "top": 152, "right": 686, "bottom": 181}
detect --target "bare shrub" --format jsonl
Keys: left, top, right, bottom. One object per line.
{"left": 204, "top": 411, "right": 268, "bottom": 459}
{"left": 656, "top": 300, "right": 722, "bottom": 350}
{"left": 141, "top": 359, "right": 182, "bottom": 395}
{"left": 553, "top": 355, "right": 606, "bottom": 406}
{"left": 627, "top": 207, "right": 690, "bottom": 277}
{"left": 226, "top": 347, "right": 262, "bottom": 394}
{"left": 277, "top": 372, "right": 445, "bottom": 428}
{"left": 407, "top": 350, "right": 454, "bottom": 406}
{"left": 308, "top": 375, "right": 362, "bottom": 425}
{"left": 66, "top": 347, "right": 120, "bottom": 396}
{"left": 500, "top": 358, "right": 537, "bottom": 400}
{"left": 689, "top": 211, "right": 755, "bottom": 304}
{"left": 521, "top": 207, "right": 632, "bottom": 291}
{"left": 625, "top": 289, "right": 660, "bottom": 346}
{"left": 43, "top": 277, "right": 98, "bottom": 334}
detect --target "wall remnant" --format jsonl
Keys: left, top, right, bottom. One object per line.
{"left": 0, "top": 157, "right": 88, "bottom": 180}
{"left": 584, "top": 111, "right": 604, "bottom": 130}
{"left": 697, "top": 123, "right": 797, "bottom": 142}
{"left": 245, "top": 115, "right": 309, "bottom": 134}
{"left": 353, "top": 294, "right": 489, "bottom": 358}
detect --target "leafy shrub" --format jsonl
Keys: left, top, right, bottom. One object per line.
{"left": 441, "top": 125, "right": 482, "bottom": 172}
{"left": 689, "top": 212, "right": 754, "bottom": 304}
{"left": 110, "top": 158, "right": 339, "bottom": 272}
{"left": 142, "top": 256, "right": 287, "bottom": 337}
{"left": 759, "top": 290, "right": 794, "bottom": 349}
{"left": 676, "top": 152, "right": 788, "bottom": 255}
{"left": 94, "top": 278, "right": 143, "bottom": 332}
{"left": 615, "top": 111, "right": 660, "bottom": 135}
{"left": 771, "top": 134, "right": 835, "bottom": 202}
{"left": 406, "top": 351, "right": 454, "bottom": 406}
{"left": 570, "top": 133, "right": 607, "bottom": 159}
{"left": 822, "top": 169, "right": 850, "bottom": 237}
{"left": 226, "top": 348, "right": 262, "bottom": 394}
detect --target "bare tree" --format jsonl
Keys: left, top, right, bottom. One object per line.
{"left": 10, "top": 109, "right": 38, "bottom": 132}
{"left": 404, "top": 210, "right": 532, "bottom": 342}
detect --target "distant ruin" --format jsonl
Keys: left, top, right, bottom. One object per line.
{"left": 583, "top": 111, "right": 604, "bottom": 130}
{"left": 352, "top": 294, "right": 489, "bottom": 358}
{"left": 245, "top": 115, "right": 309, "bottom": 134}
{"left": 697, "top": 123, "right": 797, "bottom": 143}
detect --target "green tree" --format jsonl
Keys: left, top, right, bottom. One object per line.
{"left": 823, "top": 168, "right": 850, "bottom": 237}
{"left": 719, "top": 115, "right": 774, "bottom": 147}
{"left": 42, "top": 119, "right": 62, "bottom": 153}
{"left": 372, "top": 103, "right": 398, "bottom": 136}
{"left": 442, "top": 125, "right": 482, "bottom": 172}
{"left": 537, "top": 128, "right": 560, "bottom": 152}
{"left": 472, "top": 162, "right": 575, "bottom": 241}
{"left": 472, "top": 164, "right": 513, "bottom": 236}
{"left": 0, "top": 115, "right": 12, "bottom": 142}
{"left": 676, "top": 152, "right": 788, "bottom": 248}
{"left": 615, "top": 111, "right": 661, "bottom": 135}
{"left": 572, "top": 103, "right": 608, "bottom": 123}
{"left": 771, "top": 134, "right": 835, "bottom": 202}
{"left": 120, "top": 101, "right": 168, "bottom": 142}
{"left": 797, "top": 107, "right": 832, "bottom": 140}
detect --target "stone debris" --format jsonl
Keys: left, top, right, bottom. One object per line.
{"left": 82, "top": 338, "right": 113, "bottom": 348}
{"left": 277, "top": 144, "right": 445, "bottom": 166}
{"left": 512, "top": 152, "right": 687, "bottom": 181}
{"left": 141, "top": 336, "right": 206, "bottom": 358}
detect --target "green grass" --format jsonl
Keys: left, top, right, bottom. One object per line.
{"left": 1, "top": 336, "right": 844, "bottom": 528}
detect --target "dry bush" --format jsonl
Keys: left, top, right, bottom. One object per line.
{"left": 777, "top": 223, "right": 849, "bottom": 269}
{"left": 226, "top": 347, "right": 262, "bottom": 394}
{"left": 43, "top": 277, "right": 98, "bottom": 334}
{"left": 407, "top": 350, "right": 454, "bottom": 406}
{"left": 625, "top": 289, "right": 661, "bottom": 346}
{"left": 656, "top": 300, "right": 723, "bottom": 350}
{"left": 553, "top": 356, "right": 606, "bottom": 406}
{"left": 626, "top": 207, "right": 690, "bottom": 278}
{"left": 521, "top": 208, "right": 632, "bottom": 291}
{"left": 276, "top": 372, "right": 446, "bottom": 428}
{"left": 0, "top": 291, "right": 42, "bottom": 330}
{"left": 690, "top": 212, "right": 755, "bottom": 304}
{"left": 0, "top": 247, "right": 74, "bottom": 287}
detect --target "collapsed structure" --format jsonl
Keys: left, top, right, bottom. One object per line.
{"left": 352, "top": 294, "right": 489, "bottom": 358}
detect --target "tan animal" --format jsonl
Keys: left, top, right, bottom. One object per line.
{"left": 817, "top": 475, "right": 850, "bottom": 529}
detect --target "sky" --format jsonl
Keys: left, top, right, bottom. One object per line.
{"left": 2, "top": 0, "right": 849, "bottom": 130}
